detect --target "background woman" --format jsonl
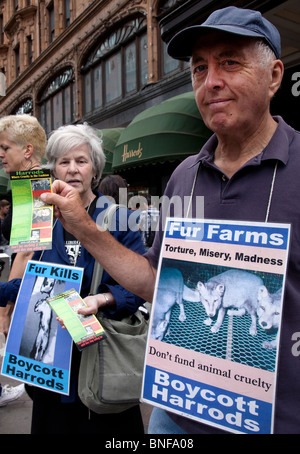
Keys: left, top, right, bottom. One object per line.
{"left": 0, "top": 114, "right": 45, "bottom": 175}
{"left": 0, "top": 114, "right": 46, "bottom": 406}
{"left": 25, "top": 123, "right": 145, "bottom": 434}
{"left": 99, "top": 174, "right": 128, "bottom": 204}
{"left": 0, "top": 114, "right": 46, "bottom": 252}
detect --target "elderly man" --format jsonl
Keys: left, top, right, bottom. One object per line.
{"left": 21, "top": 7, "right": 300, "bottom": 433}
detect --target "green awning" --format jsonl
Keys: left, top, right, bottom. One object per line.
{"left": 97, "top": 128, "right": 124, "bottom": 175}
{"left": 112, "top": 91, "right": 212, "bottom": 170}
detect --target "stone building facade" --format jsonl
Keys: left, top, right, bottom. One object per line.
{"left": 0, "top": 0, "right": 190, "bottom": 130}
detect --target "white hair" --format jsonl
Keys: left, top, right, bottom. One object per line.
{"left": 45, "top": 123, "right": 106, "bottom": 189}
{"left": 254, "top": 39, "right": 277, "bottom": 67}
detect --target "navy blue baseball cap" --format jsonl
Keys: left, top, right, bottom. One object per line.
{"left": 167, "top": 6, "right": 281, "bottom": 60}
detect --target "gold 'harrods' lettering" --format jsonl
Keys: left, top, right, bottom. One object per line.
{"left": 122, "top": 143, "right": 143, "bottom": 162}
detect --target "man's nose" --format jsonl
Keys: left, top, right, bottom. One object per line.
{"left": 204, "top": 65, "right": 225, "bottom": 91}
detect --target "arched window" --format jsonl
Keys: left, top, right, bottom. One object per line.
{"left": 81, "top": 16, "right": 147, "bottom": 115}
{"left": 12, "top": 97, "right": 33, "bottom": 115}
{"left": 38, "top": 68, "right": 75, "bottom": 134}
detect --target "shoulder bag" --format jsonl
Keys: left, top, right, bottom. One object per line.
{"left": 78, "top": 203, "right": 149, "bottom": 414}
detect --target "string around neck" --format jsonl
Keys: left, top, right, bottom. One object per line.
{"left": 265, "top": 161, "right": 278, "bottom": 223}
{"left": 187, "top": 161, "right": 278, "bottom": 223}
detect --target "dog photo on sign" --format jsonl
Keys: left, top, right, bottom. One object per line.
{"left": 19, "top": 276, "right": 65, "bottom": 365}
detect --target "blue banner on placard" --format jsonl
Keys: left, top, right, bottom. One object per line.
{"left": 2, "top": 353, "right": 69, "bottom": 394}
{"left": 165, "top": 219, "right": 289, "bottom": 249}
{"left": 143, "top": 365, "right": 272, "bottom": 435}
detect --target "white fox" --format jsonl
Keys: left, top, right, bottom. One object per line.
{"left": 197, "top": 269, "right": 264, "bottom": 335}
{"left": 257, "top": 285, "right": 282, "bottom": 349}
{"left": 151, "top": 268, "right": 187, "bottom": 340}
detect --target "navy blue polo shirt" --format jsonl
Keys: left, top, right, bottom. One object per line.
{"left": 146, "top": 117, "right": 300, "bottom": 434}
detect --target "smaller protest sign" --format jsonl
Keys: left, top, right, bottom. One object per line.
{"left": 1, "top": 260, "right": 83, "bottom": 395}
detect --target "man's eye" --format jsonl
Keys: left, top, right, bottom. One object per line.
{"left": 224, "top": 60, "right": 239, "bottom": 67}
{"left": 195, "top": 65, "right": 206, "bottom": 73}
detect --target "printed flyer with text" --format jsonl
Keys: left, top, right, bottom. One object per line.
{"left": 1, "top": 260, "right": 83, "bottom": 395}
{"left": 142, "top": 218, "right": 291, "bottom": 434}
{"left": 47, "top": 288, "right": 107, "bottom": 350}
{"left": 10, "top": 169, "right": 53, "bottom": 252}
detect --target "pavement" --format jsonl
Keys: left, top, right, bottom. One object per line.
{"left": 0, "top": 340, "right": 153, "bottom": 434}
{"left": 0, "top": 371, "right": 33, "bottom": 434}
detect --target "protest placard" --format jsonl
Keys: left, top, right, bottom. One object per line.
{"left": 142, "top": 218, "right": 290, "bottom": 434}
{"left": 1, "top": 260, "right": 83, "bottom": 395}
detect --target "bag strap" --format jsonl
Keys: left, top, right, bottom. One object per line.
{"left": 89, "top": 204, "right": 120, "bottom": 295}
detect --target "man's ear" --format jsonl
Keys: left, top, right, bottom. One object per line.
{"left": 270, "top": 59, "right": 284, "bottom": 98}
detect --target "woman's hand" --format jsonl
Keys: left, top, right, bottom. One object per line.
{"left": 56, "top": 292, "right": 116, "bottom": 328}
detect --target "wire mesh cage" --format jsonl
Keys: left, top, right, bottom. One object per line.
{"left": 157, "top": 259, "right": 281, "bottom": 373}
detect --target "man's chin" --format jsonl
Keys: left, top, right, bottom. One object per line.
{"left": 208, "top": 118, "right": 236, "bottom": 135}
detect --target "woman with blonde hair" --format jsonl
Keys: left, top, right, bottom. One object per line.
{"left": 0, "top": 114, "right": 46, "bottom": 407}
{"left": 0, "top": 114, "right": 46, "bottom": 242}
{"left": 0, "top": 114, "right": 46, "bottom": 173}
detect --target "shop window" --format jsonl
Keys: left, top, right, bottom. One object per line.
{"left": 27, "top": 35, "right": 33, "bottom": 65}
{"left": 14, "top": 43, "right": 20, "bottom": 78}
{"left": 38, "top": 68, "right": 75, "bottom": 134}
{"left": 65, "top": 0, "right": 71, "bottom": 28}
{"left": 63, "top": 84, "right": 73, "bottom": 124}
{"left": 125, "top": 41, "right": 137, "bottom": 93}
{"left": 82, "top": 16, "right": 147, "bottom": 114}
{"left": 161, "top": 40, "right": 189, "bottom": 77}
{"left": 0, "top": 15, "right": 4, "bottom": 45}
{"left": 162, "top": 40, "right": 179, "bottom": 75}
{"left": 158, "top": 0, "right": 189, "bottom": 78}
{"left": 105, "top": 52, "right": 122, "bottom": 102}
{"left": 48, "top": 2, "right": 55, "bottom": 43}
{"left": 93, "top": 64, "right": 102, "bottom": 108}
